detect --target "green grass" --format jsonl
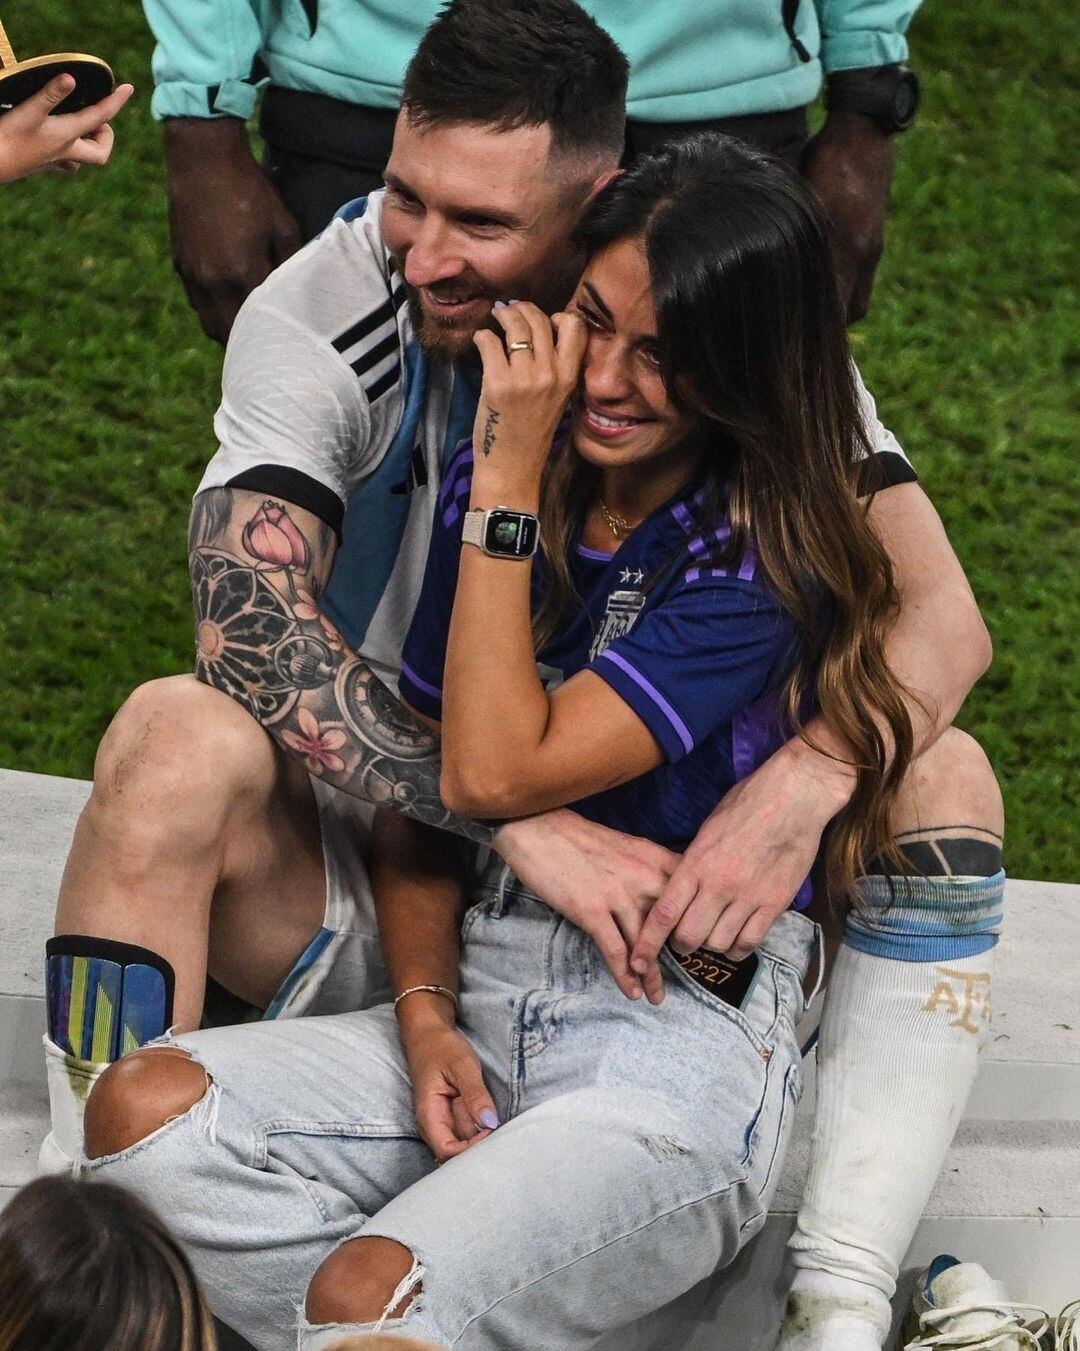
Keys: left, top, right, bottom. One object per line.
{"left": 0, "top": 1, "right": 1076, "bottom": 878}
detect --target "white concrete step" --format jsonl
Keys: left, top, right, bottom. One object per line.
{"left": 2, "top": 767, "right": 1078, "bottom": 1350}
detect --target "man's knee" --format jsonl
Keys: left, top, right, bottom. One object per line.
{"left": 306, "top": 1236, "right": 422, "bottom": 1327}
{"left": 893, "top": 726, "right": 1004, "bottom": 837}
{"left": 83, "top": 1047, "right": 210, "bottom": 1160}
{"left": 89, "top": 675, "right": 275, "bottom": 843}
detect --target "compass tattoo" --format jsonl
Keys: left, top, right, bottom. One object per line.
{"left": 189, "top": 486, "right": 494, "bottom": 844}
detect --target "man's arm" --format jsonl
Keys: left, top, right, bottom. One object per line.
{"left": 802, "top": 0, "right": 922, "bottom": 320}
{"left": 189, "top": 485, "right": 491, "bottom": 841}
{"left": 631, "top": 482, "right": 991, "bottom": 968}
{"left": 141, "top": 0, "right": 301, "bottom": 341}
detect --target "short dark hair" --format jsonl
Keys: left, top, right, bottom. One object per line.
{"left": 402, "top": 0, "right": 628, "bottom": 164}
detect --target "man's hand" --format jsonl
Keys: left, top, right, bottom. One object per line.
{"left": 495, "top": 810, "right": 677, "bottom": 1004}
{"left": 801, "top": 111, "right": 896, "bottom": 322}
{"left": 0, "top": 74, "right": 134, "bottom": 185}
{"left": 401, "top": 1015, "right": 499, "bottom": 1163}
{"left": 164, "top": 117, "right": 302, "bottom": 343}
{"left": 630, "top": 738, "right": 855, "bottom": 973}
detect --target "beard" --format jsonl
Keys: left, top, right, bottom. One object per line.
{"left": 405, "top": 282, "right": 493, "bottom": 362}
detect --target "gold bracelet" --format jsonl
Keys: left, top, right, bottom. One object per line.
{"left": 393, "top": 984, "right": 459, "bottom": 1012}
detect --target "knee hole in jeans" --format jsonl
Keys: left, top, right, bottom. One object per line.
{"left": 306, "top": 1236, "right": 423, "bottom": 1327}
{"left": 83, "top": 1047, "right": 211, "bottom": 1160}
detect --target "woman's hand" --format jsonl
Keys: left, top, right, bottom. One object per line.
{"left": 470, "top": 302, "right": 587, "bottom": 498}
{"left": 402, "top": 1021, "right": 500, "bottom": 1163}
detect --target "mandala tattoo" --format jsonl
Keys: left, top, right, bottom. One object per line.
{"left": 191, "top": 550, "right": 298, "bottom": 725}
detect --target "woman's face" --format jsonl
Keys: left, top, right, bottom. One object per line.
{"left": 569, "top": 236, "right": 703, "bottom": 470}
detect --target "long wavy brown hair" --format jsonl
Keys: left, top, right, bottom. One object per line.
{"left": 536, "top": 135, "right": 915, "bottom": 901}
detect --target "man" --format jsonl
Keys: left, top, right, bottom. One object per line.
{"left": 146, "top": 0, "right": 922, "bottom": 341}
{"left": 57, "top": 5, "right": 1003, "bottom": 1348}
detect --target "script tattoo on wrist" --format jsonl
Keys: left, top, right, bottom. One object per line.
{"left": 188, "top": 488, "right": 493, "bottom": 844}
{"left": 480, "top": 408, "right": 500, "bottom": 458}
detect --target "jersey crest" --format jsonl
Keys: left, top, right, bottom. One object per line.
{"left": 589, "top": 588, "right": 646, "bottom": 661}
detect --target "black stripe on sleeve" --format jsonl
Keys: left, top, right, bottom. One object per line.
{"left": 365, "top": 363, "right": 401, "bottom": 404}
{"left": 331, "top": 299, "right": 395, "bottom": 354}
{"left": 391, "top": 278, "right": 408, "bottom": 311}
{"left": 350, "top": 330, "right": 398, "bottom": 378}
{"left": 857, "top": 450, "right": 918, "bottom": 497}
{"left": 226, "top": 465, "right": 344, "bottom": 539}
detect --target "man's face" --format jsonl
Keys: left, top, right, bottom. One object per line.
{"left": 381, "top": 113, "right": 598, "bottom": 360}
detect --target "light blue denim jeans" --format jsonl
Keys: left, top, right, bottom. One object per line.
{"left": 82, "top": 867, "right": 816, "bottom": 1351}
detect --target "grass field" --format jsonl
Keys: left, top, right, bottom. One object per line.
{"left": 0, "top": 2, "right": 1076, "bottom": 879}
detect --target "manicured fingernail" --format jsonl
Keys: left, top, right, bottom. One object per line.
{"left": 506, "top": 298, "right": 520, "bottom": 306}
{"left": 492, "top": 301, "right": 506, "bottom": 310}
{"left": 478, "top": 1108, "right": 500, "bottom": 1131}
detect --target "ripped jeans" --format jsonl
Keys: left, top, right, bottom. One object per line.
{"left": 81, "top": 870, "right": 815, "bottom": 1351}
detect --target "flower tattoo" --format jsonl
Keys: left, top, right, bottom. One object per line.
{"left": 242, "top": 500, "right": 310, "bottom": 570}
{"left": 280, "top": 706, "right": 347, "bottom": 775}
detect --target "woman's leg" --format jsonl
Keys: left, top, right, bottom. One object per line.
{"left": 776, "top": 728, "right": 1005, "bottom": 1350}
{"left": 301, "top": 882, "right": 818, "bottom": 1349}
{"left": 81, "top": 1007, "right": 434, "bottom": 1351}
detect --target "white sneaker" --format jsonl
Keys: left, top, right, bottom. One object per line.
{"left": 1054, "top": 1299, "right": 1080, "bottom": 1351}
{"left": 903, "top": 1255, "right": 1050, "bottom": 1349}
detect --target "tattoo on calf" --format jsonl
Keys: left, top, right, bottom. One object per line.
{"left": 189, "top": 493, "right": 493, "bottom": 844}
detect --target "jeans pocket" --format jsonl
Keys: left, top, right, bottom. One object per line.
{"left": 660, "top": 949, "right": 776, "bottom": 1059}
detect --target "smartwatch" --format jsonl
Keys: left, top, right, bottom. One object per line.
{"left": 825, "top": 64, "right": 920, "bottom": 134}
{"left": 462, "top": 506, "right": 540, "bottom": 560}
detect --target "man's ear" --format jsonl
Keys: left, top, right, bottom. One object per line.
{"left": 585, "top": 166, "right": 622, "bottom": 204}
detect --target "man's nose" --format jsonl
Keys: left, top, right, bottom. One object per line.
{"left": 402, "top": 217, "right": 465, "bottom": 288}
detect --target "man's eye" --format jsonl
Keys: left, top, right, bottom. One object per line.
{"left": 461, "top": 218, "right": 503, "bottom": 232}
{"left": 387, "top": 187, "right": 421, "bottom": 210}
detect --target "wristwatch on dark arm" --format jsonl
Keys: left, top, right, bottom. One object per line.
{"left": 462, "top": 506, "right": 540, "bottom": 559}
{"left": 825, "top": 64, "right": 920, "bottom": 134}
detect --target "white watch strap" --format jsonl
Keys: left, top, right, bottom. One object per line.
{"left": 462, "top": 509, "right": 486, "bottom": 550}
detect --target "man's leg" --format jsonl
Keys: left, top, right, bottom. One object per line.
{"left": 43, "top": 674, "right": 329, "bottom": 1168}
{"left": 776, "top": 728, "right": 1005, "bottom": 1350}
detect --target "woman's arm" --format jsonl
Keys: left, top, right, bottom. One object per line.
{"left": 440, "top": 303, "right": 663, "bottom": 817}
{"left": 370, "top": 811, "right": 499, "bottom": 1160}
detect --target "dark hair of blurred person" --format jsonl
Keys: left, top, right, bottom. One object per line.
{"left": 0, "top": 1174, "right": 215, "bottom": 1351}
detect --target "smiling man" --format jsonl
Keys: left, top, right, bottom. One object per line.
{"left": 54, "top": 3, "right": 1003, "bottom": 1349}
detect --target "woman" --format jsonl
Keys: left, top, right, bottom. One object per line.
{"left": 0, "top": 1175, "right": 216, "bottom": 1350}
{"left": 347, "top": 133, "right": 914, "bottom": 1339}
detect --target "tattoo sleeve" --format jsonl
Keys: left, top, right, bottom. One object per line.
{"left": 188, "top": 486, "right": 494, "bottom": 844}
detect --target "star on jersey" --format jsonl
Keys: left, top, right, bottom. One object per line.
{"left": 620, "top": 567, "right": 645, "bottom": 585}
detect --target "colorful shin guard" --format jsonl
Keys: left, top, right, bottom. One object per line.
{"left": 46, "top": 935, "right": 175, "bottom": 1063}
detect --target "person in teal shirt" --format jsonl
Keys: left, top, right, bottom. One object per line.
{"left": 145, "top": 0, "right": 921, "bottom": 342}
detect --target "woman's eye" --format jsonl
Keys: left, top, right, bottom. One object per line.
{"left": 575, "top": 305, "right": 605, "bottom": 331}
{"left": 639, "top": 346, "right": 662, "bottom": 368}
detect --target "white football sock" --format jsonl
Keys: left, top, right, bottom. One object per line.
{"left": 774, "top": 869, "right": 1002, "bottom": 1351}
{"left": 39, "top": 1033, "right": 105, "bottom": 1173}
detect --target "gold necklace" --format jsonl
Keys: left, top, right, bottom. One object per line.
{"left": 597, "top": 496, "right": 641, "bottom": 541}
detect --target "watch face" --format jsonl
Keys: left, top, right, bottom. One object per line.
{"left": 484, "top": 510, "right": 539, "bottom": 557}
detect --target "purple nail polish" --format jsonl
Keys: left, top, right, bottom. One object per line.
{"left": 478, "top": 1108, "right": 500, "bottom": 1131}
